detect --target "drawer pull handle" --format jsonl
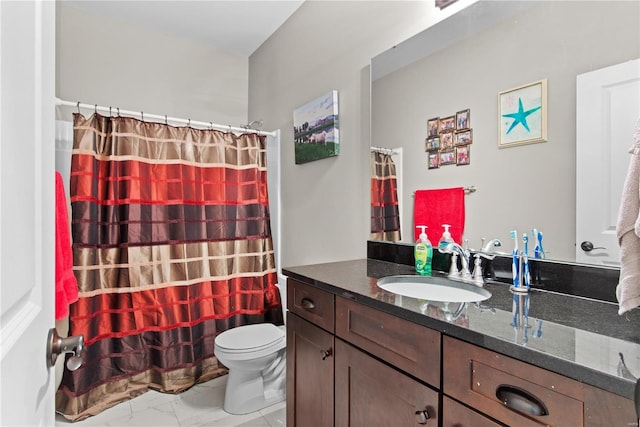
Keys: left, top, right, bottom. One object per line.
{"left": 496, "top": 384, "right": 548, "bottom": 417}
{"left": 320, "top": 348, "right": 332, "bottom": 360}
{"left": 301, "top": 298, "right": 316, "bottom": 310}
{"left": 415, "top": 409, "right": 430, "bottom": 424}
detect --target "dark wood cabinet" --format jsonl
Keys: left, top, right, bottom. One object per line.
{"left": 335, "top": 339, "right": 439, "bottom": 426}
{"left": 443, "top": 336, "right": 637, "bottom": 427}
{"left": 336, "top": 296, "right": 440, "bottom": 388}
{"left": 442, "top": 396, "right": 505, "bottom": 427}
{"left": 287, "top": 278, "right": 636, "bottom": 427}
{"left": 286, "top": 313, "right": 334, "bottom": 427}
{"left": 287, "top": 278, "right": 440, "bottom": 426}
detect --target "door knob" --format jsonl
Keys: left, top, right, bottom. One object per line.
{"left": 415, "top": 409, "right": 430, "bottom": 424}
{"left": 46, "top": 328, "right": 84, "bottom": 371}
{"left": 580, "top": 241, "right": 606, "bottom": 252}
{"left": 320, "top": 348, "right": 332, "bottom": 360}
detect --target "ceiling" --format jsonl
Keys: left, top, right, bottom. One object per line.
{"left": 61, "top": 0, "right": 305, "bottom": 56}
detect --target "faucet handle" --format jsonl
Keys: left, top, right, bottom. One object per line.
{"left": 448, "top": 251, "right": 460, "bottom": 278}
{"left": 472, "top": 254, "right": 485, "bottom": 286}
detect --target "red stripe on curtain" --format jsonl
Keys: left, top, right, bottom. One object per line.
{"left": 56, "top": 113, "right": 283, "bottom": 421}
{"left": 70, "top": 155, "right": 269, "bottom": 206}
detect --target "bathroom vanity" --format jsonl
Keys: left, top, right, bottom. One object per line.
{"left": 284, "top": 256, "right": 639, "bottom": 426}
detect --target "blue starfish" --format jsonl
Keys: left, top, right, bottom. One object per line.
{"left": 502, "top": 97, "right": 541, "bottom": 134}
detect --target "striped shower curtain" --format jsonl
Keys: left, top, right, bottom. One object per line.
{"left": 371, "top": 151, "right": 401, "bottom": 242}
{"left": 56, "top": 113, "right": 283, "bottom": 421}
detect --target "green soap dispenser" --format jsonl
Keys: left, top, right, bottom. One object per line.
{"left": 415, "top": 225, "right": 433, "bottom": 276}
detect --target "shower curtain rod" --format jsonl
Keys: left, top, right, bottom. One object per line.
{"left": 55, "top": 98, "right": 277, "bottom": 137}
{"left": 370, "top": 146, "right": 398, "bottom": 155}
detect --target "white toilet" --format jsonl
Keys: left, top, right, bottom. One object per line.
{"left": 214, "top": 322, "right": 286, "bottom": 415}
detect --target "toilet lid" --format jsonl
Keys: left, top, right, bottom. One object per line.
{"left": 215, "top": 323, "right": 284, "bottom": 352}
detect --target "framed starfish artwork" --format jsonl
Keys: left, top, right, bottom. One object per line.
{"left": 498, "top": 79, "right": 547, "bottom": 148}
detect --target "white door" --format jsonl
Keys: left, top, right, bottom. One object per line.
{"left": 576, "top": 58, "right": 640, "bottom": 266}
{"left": 0, "top": 1, "right": 56, "bottom": 426}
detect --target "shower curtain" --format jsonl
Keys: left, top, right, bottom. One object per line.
{"left": 56, "top": 113, "right": 283, "bottom": 421}
{"left": 371, "top": 151, "right": 401, "bottom": 242}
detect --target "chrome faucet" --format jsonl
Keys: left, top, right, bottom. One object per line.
{"left": 471, "top": 238, "right": 503, "bottom": 285}
{"left": 481, "top": 238, "right": 502, "bottom": 256}
{"left": 441, "top": 239, "right": 502, "bottom": 286}
{"left": 439, "top": 243, "right": 471, "bottom": 282}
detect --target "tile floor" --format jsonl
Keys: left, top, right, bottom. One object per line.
{"left": 55, "top": 375, "right": 285, "bottom": 427}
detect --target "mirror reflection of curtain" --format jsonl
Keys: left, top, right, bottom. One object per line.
{"left": 56, "top": 113, "right": 283, "bottom": 421}
{"left": 371, "top": 151, "right": 401, "bottom": 242}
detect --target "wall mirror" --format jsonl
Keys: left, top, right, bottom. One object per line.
{"left": 370, "top": 0, "right": 640, "bottom": 266}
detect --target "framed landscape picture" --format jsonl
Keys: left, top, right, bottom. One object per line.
{"left": 293, "top": 90, "right": 340, "bottom": 164}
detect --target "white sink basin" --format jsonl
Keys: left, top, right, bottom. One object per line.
{"left": 377, "top": 275, "right": 491, "bottom": 303}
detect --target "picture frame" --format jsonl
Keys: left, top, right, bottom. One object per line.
{"left": 498, "top": 79, "right": 547, "bottom": 148}
{"left": 440, "top": 131, "right": 454, "bottom": 150}
{"left": 439, "top": 150, "right": 456, "bottom": 165}
{"left": 439, "top": 115, "right": 455, "bottom": 133}
{"left": 426, "top": 136, "right": 440, "bottom": 151}
{"left": 293, "top": 90, "right": 340, "bottom": 164}
{"left": 456, "top": 145, "right": 470, "bottom": 166}
{"left": 454, "top": 129, "right": 472, "bottom": 146}
{"left": 427, "top": 118, "right": 439, "bottom": 137}
{"left": 456, "top": 109, "right": 470, "bottom": 130}
{"left": 428, "top": 152, "right": 439, "bottom": 169}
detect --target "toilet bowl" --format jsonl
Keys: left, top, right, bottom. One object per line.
{"left": 214, "top": 323, "right": 286, "bottom": 415}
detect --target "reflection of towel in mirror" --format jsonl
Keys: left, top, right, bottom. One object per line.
{"left": 616, "top": 118, "right": 640, "bottom": 315}
{"left": 55, "top": 171, "right": 79, "bottom": 320}
{"left": 413, "top": 187, "right": 465, "bottom": 244}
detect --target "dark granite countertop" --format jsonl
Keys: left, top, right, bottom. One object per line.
{"left": 283, "top": 258, "right": 640, "bottom": 400}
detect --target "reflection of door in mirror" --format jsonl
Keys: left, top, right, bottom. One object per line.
{"left": 576, "top": 59, "right": 640, "bottom": 267}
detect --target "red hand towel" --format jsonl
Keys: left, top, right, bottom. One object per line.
{"left": 55, "top": 172, "right": 79, "bottom": 320}
{"left": 413, "top": 187, "right": 465, "bottom": 244}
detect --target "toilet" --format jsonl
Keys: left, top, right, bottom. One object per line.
{"left": 214, "top": 322, "right": 286, "bottom": 415}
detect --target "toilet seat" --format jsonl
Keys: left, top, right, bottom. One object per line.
{"left": 215, "top": 323, "right": 285, "bottom": 359}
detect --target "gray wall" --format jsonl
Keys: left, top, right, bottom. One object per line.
{"left": 56, "top": 4, "right": 248, "bottom": 126}
{"left": 56, "top": 0, "right": 485, "bottom": 269}
{"left": 372, "top": 1, "right": 640, "bottom": 262}
{"left": 249, "top": 0, "right": 477, "bottom": 268}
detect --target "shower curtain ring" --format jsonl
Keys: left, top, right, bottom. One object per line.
{"left": 141, "top": 112, "right": 144, "bottom": 121}
{"left": 94, "top": 104, "right": 97, "bottom": 114}
{"left": 109, "top": 106, "right": 112, "bottom": 117}
{"left": 76, "top": 102, "right": 80, "bottom": 114}
{"left": 188, "top": 118, "right": 191, "bottom": 127}
{"left": 165, "top": 115, "right": 168, "bottom": 125}
{"left": 117, "top": 107, "right": 120, "bottom": 116}
{"left": 210, "top": 122, "right": 213, "bottom": 130}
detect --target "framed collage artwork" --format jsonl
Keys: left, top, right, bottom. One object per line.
{"left": 425, "top": 108, "right": 472, "bottom": 168}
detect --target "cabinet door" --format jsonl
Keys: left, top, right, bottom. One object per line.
{"left": 335, "top": 339, "right": 439, "bottom": 426}
{"left": 287, "top": 313, "right": 334, "bottom": 427}
{"left": 443, "top": 396, "right": 505, "bottom": 427}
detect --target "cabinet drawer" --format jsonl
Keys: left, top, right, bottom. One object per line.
{"left": 287, "top": 279, "right": 334, "bottom": 332}
{"left": 444, "top": 336, "right": 582, "bottom": 427}
{"left": 336, "top": 296, "right": 440, "bottom": 387}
